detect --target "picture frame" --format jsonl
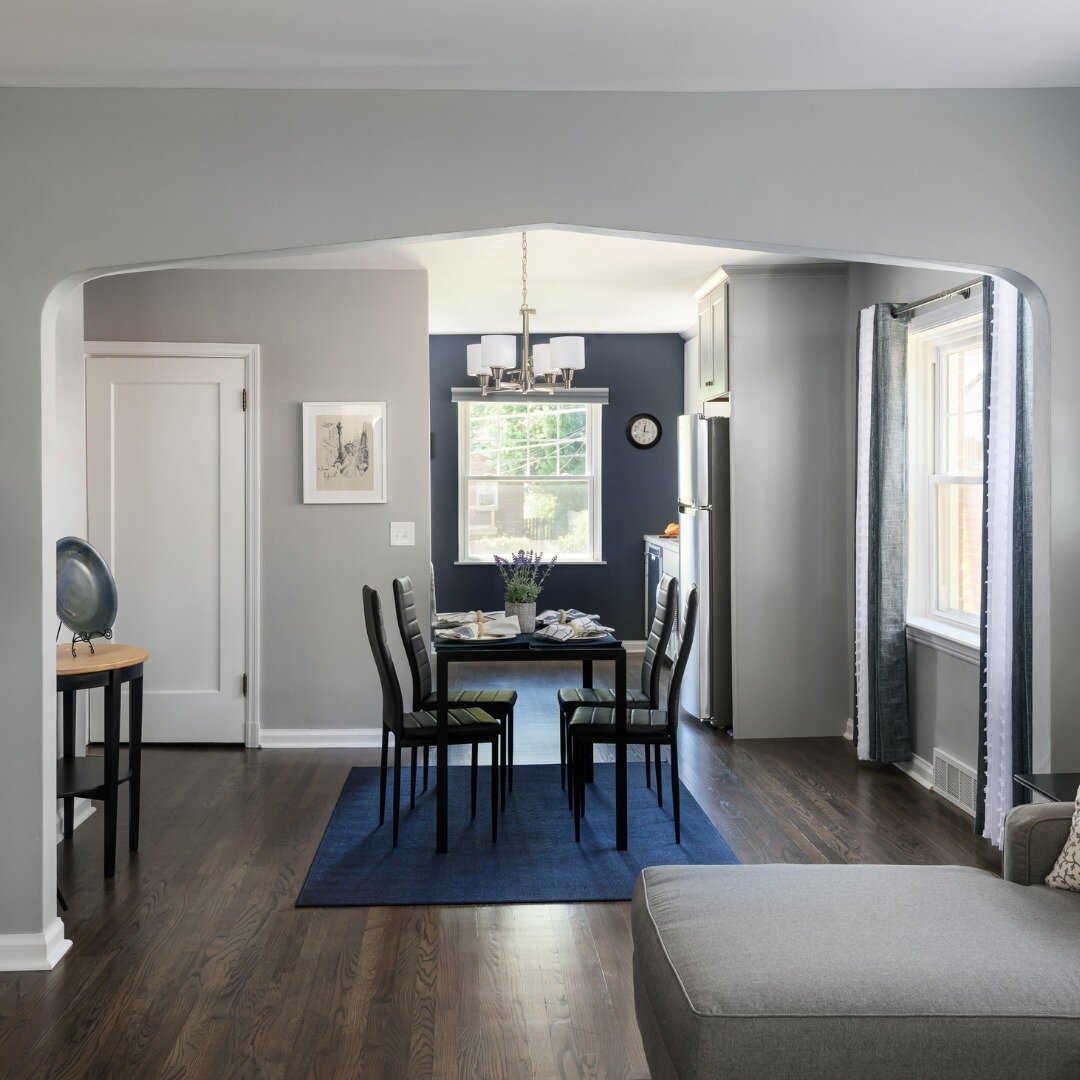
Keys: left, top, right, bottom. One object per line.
{"left": 302, "top": 401, "right": 387, "bottom": 504}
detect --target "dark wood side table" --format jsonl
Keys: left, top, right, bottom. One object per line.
{"left": 1013, "top": 772, "right": 1080, "bottom": 803}
{"left": 57, "top": 643, "right": 148, "bottom": 878}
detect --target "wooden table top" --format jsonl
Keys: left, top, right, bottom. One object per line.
{"left": 56, "top": 642, "right": 149, "bottom": 676}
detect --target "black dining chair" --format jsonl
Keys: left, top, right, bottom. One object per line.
{"left": 364, "top": 584, "right": 502, "bottom": 847}
{"left": 393, "top": 575, "right": 518, "bottom": 806}
{"left": 557, "top": 574, "right": 678, "bottom": 798}
{"left": 569, "top": 586, "right": 698, "bottom": 845}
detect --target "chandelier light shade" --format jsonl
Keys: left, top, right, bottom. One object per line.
{"left": 549, "top": 336, "right": 586, "bottom": 370}
{"left": 481, "top": 334, "right": 517, "bottom": 371}
{"left": 531, "top": 342, "right": 552, "bottom": 375}
{"left": 466, "top": 342, "right": 489, "bottom": 376}
{"left": 466, "top": 232, "right": 586, "bottom": 395}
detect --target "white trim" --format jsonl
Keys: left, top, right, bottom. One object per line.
{"left": 56, "top": 798, "right": 95, "bottom": 842}
{"left": 905, "top": 618, "right": 980, "bottom": 665}
{"left": 259, "top": 727, "right": 385, "bottom": 749}
{"left": 457, "top": 399, "right": 603, "bottom": 563}
{"left": 844, "top": 717, "right": 854, "bottom": 740}
{"left": 894, "top": 752, "right": 934, "bottom": 790}
{"left": 854, "top": 307, "right": 874, "bottom": 760}
{"left": 622, "top": 639, "right": 646, "bottom": 653}
{"left": 692, "top": 266, "right": 729, "bottom": 300}
{"left": 83, "top": 342, "right": 262, "bottom": 748}
{"left": 0, "top": 918, "right": 72, "bottom": 972}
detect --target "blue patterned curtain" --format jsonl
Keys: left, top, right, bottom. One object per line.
{"left": 976, "top": 278, "right": 1034, "bottom": 844}
{"left": 854, "top": 304, "right": 913, "bottom": 764}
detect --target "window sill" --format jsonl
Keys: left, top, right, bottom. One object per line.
{"left": 454, "top": 559, "right": 607, "bottom": 567}
{"left": 905, "top": 617, "right": 980, "bottom": 665}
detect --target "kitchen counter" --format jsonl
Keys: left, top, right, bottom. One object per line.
{"left": 646, "top": 533, "right": 679, "bottom": 550}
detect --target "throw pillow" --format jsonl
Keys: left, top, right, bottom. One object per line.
{"left": 1045, "top": 786, "right": 1080, "bottom": 891}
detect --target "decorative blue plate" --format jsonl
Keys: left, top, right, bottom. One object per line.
{"left": 56, "top": 536, "right": 118, "bottom": 634}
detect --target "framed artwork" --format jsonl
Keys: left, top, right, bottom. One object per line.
{"left": 302, "top": 401, "right": 387, "bottom": 504}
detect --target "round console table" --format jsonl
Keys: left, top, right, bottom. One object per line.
{"left": 57, "top": 643, "right": 148, "bottom": 878}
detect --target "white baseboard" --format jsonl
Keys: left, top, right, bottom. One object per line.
{"left": 259, "top": 728, "right": 384, "bottom": 749}
{"left": 894, "top": 752, "right": 934, "bottom": 789}
{"left": 56, "top": 798, "right": 95, "bottom": 843}
{"left": 0, "top": 917, "right": 72, "bottom": 972}
{"left": 844, "top": 718, "right": 853, "bottom": 740}
{"left": 622, "top": 639, "right": 646, "bottom": 652}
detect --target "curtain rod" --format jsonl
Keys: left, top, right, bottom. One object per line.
{"left": 889, "top": 276, "right": 984, "bottom": 319}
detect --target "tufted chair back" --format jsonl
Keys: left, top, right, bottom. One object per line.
{"left": 641, "top": 574, "right": 679, "bottom": 705}
{"left": 665, "top": 587, "right": 698, "bottom": 734}
{"left": 393, "top": 575, "right": 432, "bottom": 710}
{"left": 363, "top": 585, "right": 404, "bottom": 736}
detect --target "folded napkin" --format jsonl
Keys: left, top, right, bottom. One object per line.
{"left": 535, "top": 608, "right": 598, "bottom": 625}
{"left": 435, "top": 613, "right": 521, "bottom": 641}
{"left": 534, "top": 614, "right": 614, "bottom": 641}
{"left": 435, "top": 609, "right": 504, "bottom": 626}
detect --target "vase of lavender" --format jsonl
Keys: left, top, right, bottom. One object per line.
{"left": 494, "top": 549, "right": 556, "bottom": 633}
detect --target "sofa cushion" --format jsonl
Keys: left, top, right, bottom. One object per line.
{"left": 632, "top": 864, "right": 1080, "bottom": 1080}
{"left": 1045, "top": 787, "right": 1080, "bottom": 891}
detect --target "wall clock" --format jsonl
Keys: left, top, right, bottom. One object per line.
{"left": 626, "top": 413, "right": 662, "bottom": 449}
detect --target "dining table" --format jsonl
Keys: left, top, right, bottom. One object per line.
{"left": 433, "top": 632, "right": 628, "bottom": 853}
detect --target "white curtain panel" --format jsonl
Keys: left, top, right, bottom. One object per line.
{"left": 982, "top": 278, "right": 1020, "bottom": 847}
{"left": 854, "top": 307, "right": 875, "bottom": 759}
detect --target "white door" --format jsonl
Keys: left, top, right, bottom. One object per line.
{"left": 85, "top": 349, "right": 247, "bottom": 743}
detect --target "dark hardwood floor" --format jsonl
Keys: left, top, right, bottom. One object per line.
{"left": 0, "top": 659, "right": 998, "bottom": 1079}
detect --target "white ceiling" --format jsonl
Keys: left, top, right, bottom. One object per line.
{"left": 216, "top": 229, "right": 816, "bottom": 333}
{"left": 3, "top": 1, "right": 1080, "bottom": 90}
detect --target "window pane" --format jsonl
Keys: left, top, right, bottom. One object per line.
{"left": 935, "top": 482, "right": 983, "bottom": 620}
{"left": 941, "top": 345, "right": 984, "bottom": 476}
{"left": 465, "top": 479, "right": 591, "bottom": 558}
{"left": 467, "top": 402, "right": 589, "bottom": 478}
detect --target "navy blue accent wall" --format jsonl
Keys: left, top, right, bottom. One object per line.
{"left": 429, "top": 333, "right": 683, "bottom": 638}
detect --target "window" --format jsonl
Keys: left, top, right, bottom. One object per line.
{"left": 908, "top": 306, "right": 984, "bottom": 636}
{"left": 458, "top": 400, "right": 602, "bottom": 562}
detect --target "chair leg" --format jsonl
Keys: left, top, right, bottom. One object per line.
{"left": 423, "top": 744, "right": 429, "bottom": 792}
{"left": 379, "top": 728, "right": 389, "bottom": 825}
{"left": 670, "top": 735, "right": 681, "bottom": 845}
{"left": 471, "top": 742, "right": 479, "bottom": 819}
{"left": 559, "top": 705, "right": 567, "bottom": 790}
{"left": 491, "top": 736, "right": 499, "bottom": 842}
{"left": 500, "top": 725, "right": 507, "bottom": 811}
{"left": 507, "top": 707, "right": 515, "bottom": 792}
{"left": 570, "top": 725, "right": 578, "bottom": 812}
{"left": 655, "top": 743, "right": 664, "bottom": 808}
{"left": 573, "top": 739, "right": 582, "bottom": 842}
{"left": 392, "top": 743, "right": 402, "bottom": 848}
{"left": 410, "top": 746, "right": 418, "bottom": 810}
{"left": 645, "top": 743, "right": 652, "bottom": 789}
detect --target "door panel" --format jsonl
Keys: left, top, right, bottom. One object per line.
{"left": 86, "top": 352, "right": 247, "bottom": 743}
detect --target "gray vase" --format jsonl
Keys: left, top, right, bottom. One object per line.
{"left": 505, "top": 600, "right": 536, "bottom": 634}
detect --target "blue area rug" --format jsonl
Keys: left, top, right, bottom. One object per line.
{"left": 296, "top": 762, "right": 739, "bottom": 907}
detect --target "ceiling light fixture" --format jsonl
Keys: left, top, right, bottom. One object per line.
{"left": 469, "top": 231, "right": 585, "bottom": 395}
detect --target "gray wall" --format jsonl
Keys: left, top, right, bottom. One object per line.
{"left": 726, "top": 268, "right": 852, "bottom": 738}
{"left": 429, "top": 333, "right": 683, "bottom": 638}
{"left": 1, "top": 87, "right": 1076, "bottom": 948}
{"left": 852, "top": 263, "right": 983, "bottom": 772}
{"left": 84, "top": 269, "right": 431, "bottom": 734}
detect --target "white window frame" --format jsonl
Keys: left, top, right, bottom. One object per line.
{"left": 907, "top": 297, "right": 984, "bottom": 660}
{"left": 456, "top": 401, "right": 604, "bottom": 564}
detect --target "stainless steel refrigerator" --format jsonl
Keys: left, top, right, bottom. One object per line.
{"left": 677, "top": 414, "right": 732, "bottom": 728}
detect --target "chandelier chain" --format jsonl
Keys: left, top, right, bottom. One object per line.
{"left": 521, "top": 231, "right": 528, "bottom": 309}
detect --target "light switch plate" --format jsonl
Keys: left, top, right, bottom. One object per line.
{"left": 390, "top": 521, "right": 415, "bottom": 546}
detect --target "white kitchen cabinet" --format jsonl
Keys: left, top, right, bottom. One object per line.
{"left": 696, "top": 276, "right": 729, "bottom": 401}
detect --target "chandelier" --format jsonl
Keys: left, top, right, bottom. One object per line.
{"left": 466, "top": 231, "right": 585, "bottom": 395}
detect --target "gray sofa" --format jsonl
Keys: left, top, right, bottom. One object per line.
{"left": 631, "top": 801, "right": 1080, "bottom": 1079}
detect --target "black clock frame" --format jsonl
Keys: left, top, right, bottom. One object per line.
{"left": 626, "top": 413, "right": 662, "bottom": 449}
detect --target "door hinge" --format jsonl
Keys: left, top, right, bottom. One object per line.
{"left": 242, "top": 673, "right": 248, "bottom": 697}
{"left": 242, "top": 388, "right": 249, "bottom": 412}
